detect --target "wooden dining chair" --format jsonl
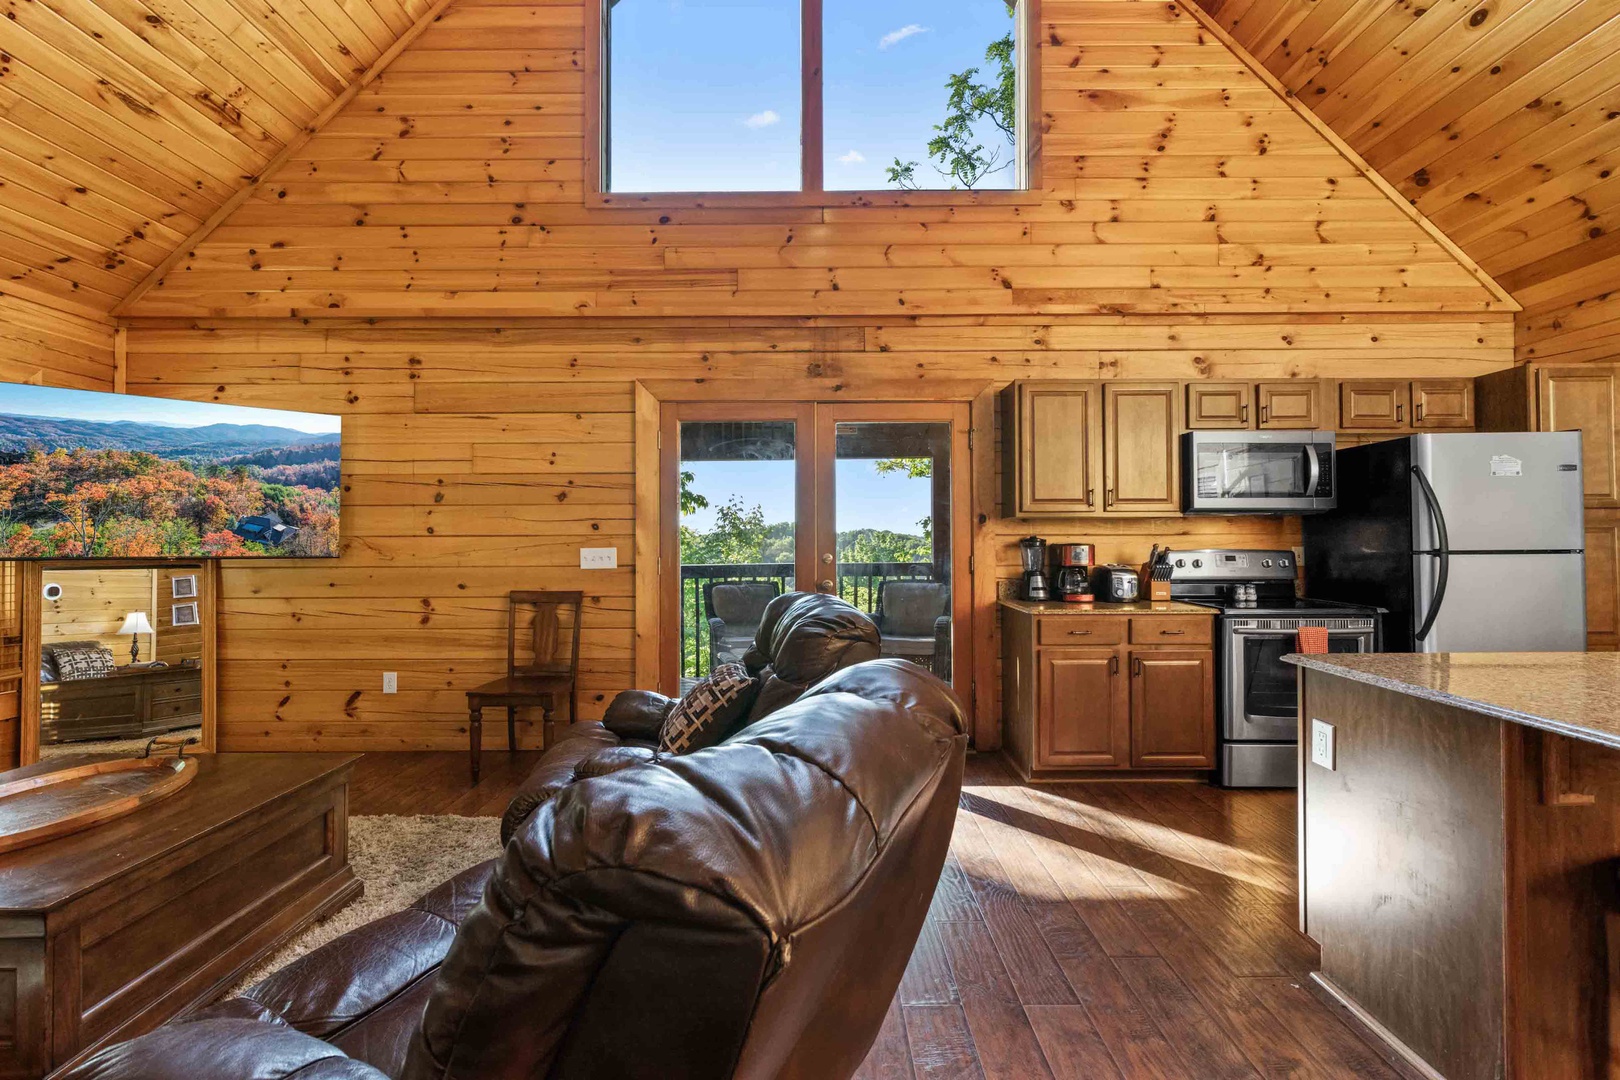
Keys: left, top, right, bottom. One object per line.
{"left": 465, "top": 591, "right": 583, "bottom": 783}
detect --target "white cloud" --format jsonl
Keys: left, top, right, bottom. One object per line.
{"left": 838, "top": 149, "right": 866, "bottom": 164}
{"left": 879, "top": 24, "right": 928, "bottom": 49}
{"left": 743, "top": 109, "right": 782, "bottom": 129}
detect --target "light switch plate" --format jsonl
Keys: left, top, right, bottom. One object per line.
{"left": 382, "top": 671, "right": 398, "bottom": 694}
{"left": 1310, "top": 719, "right": 1335, "bottom": 771}
{"left": 580, "top": 547, "right": 618, "bottom": 570}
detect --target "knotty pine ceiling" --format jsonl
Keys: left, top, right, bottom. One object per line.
{"left": 1195, "top": 0, "right": 1620, "bottom": 361}
{"left": 0, "top": 0, "right": 436, "bottom": 313}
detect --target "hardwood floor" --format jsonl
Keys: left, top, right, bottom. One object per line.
{"left": 348, "top": 750, "right": 1410, "bottom": 1079}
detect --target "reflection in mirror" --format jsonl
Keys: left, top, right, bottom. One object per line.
{"left": 38, "top": 565, "right": 205, "bottom": 761}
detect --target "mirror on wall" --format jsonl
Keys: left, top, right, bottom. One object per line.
{"left": 24, "top": 562, "right": 214, "bottom": 764}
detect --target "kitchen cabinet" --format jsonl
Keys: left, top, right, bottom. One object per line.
{"left": 1539, "top": 366, "right": 1620, "bottom": 507}
{"left": 1129, "top": 648, "right": 1216, "bottom": 768}
{"left": 1257, "top": 381, "right": 1320, "bottom": 429}
{"left": 1001, "top": 602, "right": 1216, "bottom": 778}
{"left": 1337, "top": 379, "right": 1476, "bottom": 433}
{"left": 1038, "top": 650, "right": 1128, "bottom": 768}
{"left": 1000, "top": 381, "right": 1101, "bottom": 516}
{"left": 1412, "top": 379, "right": 1474, "bottom": 429}
{"left": 1338, "top": 380, "right": 1410, "bottom": 429}
{"left": 1585, "top": 514, "right": 1620, "bottom": 651}
{"left": 1103, "top": 383, "right": 1180, "bottom": 514}
{"left": 1187, "top": 383, "right": 1252, "bottom": 429}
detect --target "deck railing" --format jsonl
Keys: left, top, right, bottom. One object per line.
{"left": 679, "top": 560, "right": 938, "bottom": 679}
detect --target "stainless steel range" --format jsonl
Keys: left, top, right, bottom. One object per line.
{"left": 1168, "top": 548, "right": 1381, "bottom": 788}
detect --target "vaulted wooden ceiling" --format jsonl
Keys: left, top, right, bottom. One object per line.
{"left": 0, "top": 0, "right": 437, "bottom": 315}
{"left": 1195, "top": 0, "right": 1620, "bottom": 361}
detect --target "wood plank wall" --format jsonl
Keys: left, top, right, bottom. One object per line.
{"left": 123, "top": 314, "right": 1512, "bottom": 750}
{"left": 122, "top": 0, "right": 1512, "bottom": 318}
{"left": 0, "top": 294, "right": 115, "bottom": 388}
{"left": 155, "top": 567, "right": 207, "bottom": 665}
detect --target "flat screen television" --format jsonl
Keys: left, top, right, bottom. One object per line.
{"left": 0, "top": 385, "right": 341, "bottom": 559}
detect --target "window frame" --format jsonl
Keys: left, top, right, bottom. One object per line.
{"left": 584, "top": 0, "right": 1043, "bottom": 208}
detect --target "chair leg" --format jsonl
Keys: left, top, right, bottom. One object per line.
{"left": 469, "top": 705, "right": 482, "bottom": 784}
{"left": 542, "top": 705, "right": 556, "bottom": 750}
{"left": 507, "top": 706, "right": 517, "bottom": 753}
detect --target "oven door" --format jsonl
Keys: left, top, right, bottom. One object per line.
{"left": 1224, "top": 622, "right": 1375, "bottom": 741}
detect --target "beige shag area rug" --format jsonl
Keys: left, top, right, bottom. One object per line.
{"left": 231, "top": 814, "right": 502, "bottom": 995}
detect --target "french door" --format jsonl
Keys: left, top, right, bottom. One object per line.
{"left": 658, "top": 401, "right": 971, "bottom": 707}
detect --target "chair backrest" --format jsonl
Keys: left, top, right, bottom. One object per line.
{"left": 876, "top": 580, "right": 949, "bottom": 636}
{"left": 508, "top": 591, "right": 584, "bottom": 679}
{"left": 404, "top": 659, "right": 969, "bottom": 1080}
{"left": 706, "top": 580, "right": 781, "bottom": 626}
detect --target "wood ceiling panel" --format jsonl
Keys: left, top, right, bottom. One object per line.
{"left": 1197, "top": 0, "right": 1620, "bottom": 361}
{"left": 0, "top": 0, "right": 436, "bottom": 313}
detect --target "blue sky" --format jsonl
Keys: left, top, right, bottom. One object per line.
{"left": 0, "top": 385, "right": 341, "bottom": 434}
{"left": 609, "top": 0, "right": 1018, "bottom": 192}
{"left": 683, "top": 458, "right": 933, "bottom": 535}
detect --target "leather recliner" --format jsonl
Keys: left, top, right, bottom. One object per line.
{"left": 500, "top": 590, "right": 882, "bottom": 844}
{"left": 65, "top": 603, "right": 963, "bottom": 1080}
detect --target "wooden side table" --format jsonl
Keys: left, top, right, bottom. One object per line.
{"left": 0, "top": 753, "right": 360, "bottom": 1079}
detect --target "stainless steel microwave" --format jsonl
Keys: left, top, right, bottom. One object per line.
{"left": 1181, "top": 430, "right": 1337, "bottom": 514}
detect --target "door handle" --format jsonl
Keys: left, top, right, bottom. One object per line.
{"left": 1241, "top": 403, "right": 1249, "bottom": 424}
{"left": 1412, "top": 464, "right": 1450, "bottom": 643}
{"left": 1109, "top": 655, "right": 1119, "bottom": 675}
{"left": 1397, "top": 403, "right": 1405, "bottom": 422}
{"left": 1415, "top": 402, "right": 1425, "bottom": 422}
{"left": 1088, "top": 487, "right": 1095, "bottom": 506}
{"left": 818, "top": 579, "right": 835, "bottom": 593}
{"left": 1132, "top": 657, "right": 1142, "bottom": 676}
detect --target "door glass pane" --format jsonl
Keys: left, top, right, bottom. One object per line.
{"left": 679, "top": 421, "right": 797, "bottom": 684}
{"left": 1241, "top": 635, "right": 1297, "bottom": 720}
{"left": 832, "top": 422, "right": 952, "bottom": 680}
{"left": 608, "top": 1, "right": 803, "bottom": 192}
{"left": 1194, "top": 443, "right": 1312, "bottom": 500}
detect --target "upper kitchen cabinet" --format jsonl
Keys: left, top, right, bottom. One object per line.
{"left": 1103, "top": 384, "right": 1181, "bottom": 515}
{"left": 1336, "top": 379, "right": 1476, "bottom": 433}
{"left": 1411, "top": 379, "right": 1475, "bottom": 429}
{"left": 1337, "top": 380, "right": 1410, "bottom": 430}
{"left": 1186, "top": 381, "right": 1320, "bottom": 431}
{"left": 1002, "top": 381, "right": 1180, "bottom": 518}
{"left": 1478, "top": 365, "right": 1620, "bottom": 509}
{"left": 1001, "top": 381, "right": 1102, "bottom": 517}
{"left": 1257, "top": 382, "right": 1320, "bottom": 429}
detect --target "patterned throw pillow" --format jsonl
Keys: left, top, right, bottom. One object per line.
{"left": 52, "top": 644, "right": 115, "bottom": 681}
{"left": 660, "top": 663, "right": 761, "bottom": 755}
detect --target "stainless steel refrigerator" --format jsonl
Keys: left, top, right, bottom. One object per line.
{"left": 1303, "top": 432, "right": 1587, "bottom": 652}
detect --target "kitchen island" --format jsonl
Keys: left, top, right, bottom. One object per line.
{"left": 1287, "top": 652, "right": 1620, "bottom": 1080}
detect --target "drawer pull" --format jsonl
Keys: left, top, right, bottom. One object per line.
{"left": 1160, "top": 629, "right": 1186, "bottom": 636}
{"left": 1068, "top": 630, "right": 1093, "bottom": 636}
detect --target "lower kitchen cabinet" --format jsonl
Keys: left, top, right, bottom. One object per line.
{"left": 1002, "top": 601, "right": 1216, "bottom": 778}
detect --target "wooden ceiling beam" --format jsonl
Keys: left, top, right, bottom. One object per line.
{"left": 110, "top": 0, "right": 460, "bottom": 318}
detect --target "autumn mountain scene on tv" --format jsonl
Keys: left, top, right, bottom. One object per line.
{"left": 0, "top": 387, "right": 341, "bottom": 559}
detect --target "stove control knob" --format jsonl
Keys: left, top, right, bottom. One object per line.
{"left": 1279, "top": 559, "right": 1290, "bottom": 568}
{"left": 1176, "top": 559, "right": 1186, "bottom": 568}
{"left": 1262, "top": 559, "right": 1273, "bottom": 568}
{"left": 1192, "top": 559, "right": 1203, "bottom": 568}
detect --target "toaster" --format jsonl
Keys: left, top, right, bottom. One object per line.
{"left": 1089, "top": 565, "right": 1141, "bottom": 603}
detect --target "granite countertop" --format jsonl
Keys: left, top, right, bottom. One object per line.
{"left": 999, "top": 598, "right": 1214, "bottom": 617}
{"left": 1286, "top": 653, "right": 1620, "bottom": 751}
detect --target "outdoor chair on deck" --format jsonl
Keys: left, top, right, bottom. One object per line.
{"left": 705, "top": 581, "right": 781, "bottom": 672}
{"left": 875, "top": 579, "right": 951, "bottom": 679}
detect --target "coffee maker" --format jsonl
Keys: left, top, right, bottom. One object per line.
{"left": 1018, "top": 536, "right": 1050, "bottom": 601}
{"left": 1050, "top": 543, "right": 1095, "bottom": 602}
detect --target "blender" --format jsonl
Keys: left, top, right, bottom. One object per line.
{"left": 1019, "top": 536, "right": 1051, "bottom": 601}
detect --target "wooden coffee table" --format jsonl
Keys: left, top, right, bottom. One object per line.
{"left": 0, "top": 753, "right": 361, "bottom": 1079}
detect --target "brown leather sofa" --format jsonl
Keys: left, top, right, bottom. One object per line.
{"left": 65, "top": 595, "right": 966, "bottom": 1080}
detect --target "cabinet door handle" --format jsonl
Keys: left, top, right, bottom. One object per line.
{"left": 1397, "top": 403, "right": 1405, "bottom": 422}
{"left": 1260, "top": 403, "right": 1269, "bottom": 423}
{"left": 1087, "top": 487, "right": 1095, "bottom": 506}
{"left": 1415, "top": 402, "right": 1425, "bottom": 421}
{"left": 1068, "top": 629, "right": 1093, "bottom": 636}
{"left": 1105, "top": 488, "right": 1115, "bottom": 508}
{"left": 1132, "top": 657, "right": 1142, "bottom": 676}
{"left": 1241, "top": 403, "right": 1250, "bottom": 423}
{"left": 1109, "top": 655, "right": 1119, "bottom": 675}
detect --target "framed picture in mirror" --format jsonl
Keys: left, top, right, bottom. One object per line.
{"left": 171, "top": 602, "right": 200, "bottom": 628}
{"left": 171, "top": 575, "right": 198, "bottom": 600}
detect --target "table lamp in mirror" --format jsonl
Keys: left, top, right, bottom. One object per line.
{"left": 119, "top": 611, "right": 155, "bottom": 666}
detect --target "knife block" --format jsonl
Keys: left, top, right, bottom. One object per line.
{"left": 1140, "top": 562, "right": 1171, "bottom": 601}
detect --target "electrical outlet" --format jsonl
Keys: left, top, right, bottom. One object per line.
{"left": 382, "top": 671, "right": 398, "bottom": 694}
{"left": 580, "top": 547, "right": 618, "bottom": 570}
{"left": 1310, "top": 719, "right": 1335, "bottom": 771}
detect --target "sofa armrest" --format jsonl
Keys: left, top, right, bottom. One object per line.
{"left": 61, "top": 1018, "right": 388, "bottom": 1080}
{"left": 601, "top": 689, "right": 675, "bottom": 742}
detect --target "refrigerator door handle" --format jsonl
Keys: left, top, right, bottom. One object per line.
{"left": 1413, "top": 465, "right": 1450, "bottom": 643}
